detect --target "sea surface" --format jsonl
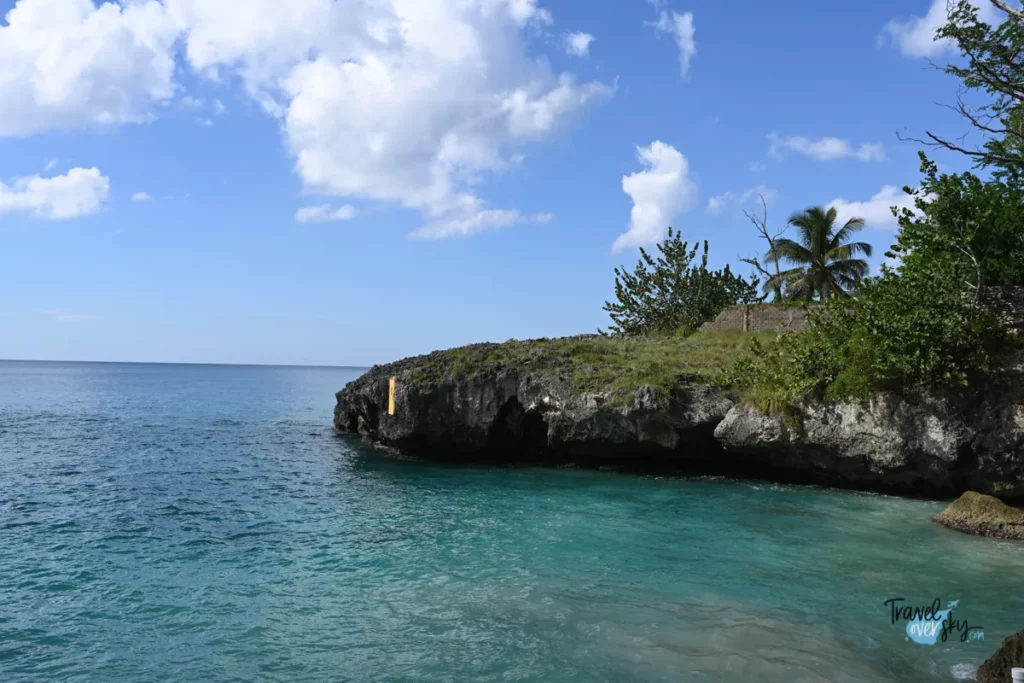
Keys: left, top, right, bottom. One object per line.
{"left": 1, "top": 360, "right": 1022, "bottom": 682}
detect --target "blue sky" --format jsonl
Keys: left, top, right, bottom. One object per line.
{"left": 0, "top": 0, "right": 997, "bottom": 366}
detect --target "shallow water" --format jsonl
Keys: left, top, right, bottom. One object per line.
{"left": 1, "top": 360, "right": 1021, "bottom": 682}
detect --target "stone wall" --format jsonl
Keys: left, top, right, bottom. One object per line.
{"left": 699, "top": 304, "right": 818, "bottom": 333}
{"left": 699, "top": 288, "right": 1024, "bottom": 335}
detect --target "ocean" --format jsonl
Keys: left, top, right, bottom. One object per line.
{"left": 1, "top": 360, "right": 1021, "bottom": 682}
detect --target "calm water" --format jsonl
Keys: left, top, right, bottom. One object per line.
{"left": 1, "top": 361, "right": 1022, "bottom": 682}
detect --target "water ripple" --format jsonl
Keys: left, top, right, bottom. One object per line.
{"left": 1, "top": 361, "right": 1022, "bottom": 682}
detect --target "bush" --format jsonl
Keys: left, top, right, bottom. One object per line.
{"left": 721, "top": 264, "right": 1010, "bottom": 413}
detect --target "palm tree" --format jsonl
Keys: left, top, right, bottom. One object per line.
{"left": 764, "top": 206, "right": 873, "bottom": 300}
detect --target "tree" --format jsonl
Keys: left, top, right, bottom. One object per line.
{"left": 765, "top": 206, "right": 873, "bottom": 300}
{"left": 902, "top": 0, "right": 1024, "bottom": 182}
{"left": 739, "top": 194, "right": 788, "bottom": 301}
{"left": 603, "top": 229, "right": 760, "bottom": 336}
{"left": 891, "top": 154, "right": 1024, "bottom": 292}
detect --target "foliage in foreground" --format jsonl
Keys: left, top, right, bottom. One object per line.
{"left": 602, "top": 229, "right": 759, "bottom": 336}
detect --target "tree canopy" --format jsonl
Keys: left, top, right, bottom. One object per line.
{"left": 764, "top": 206, "right": 872, "bottom": 300}
{"left": 603, "top": 229, "right": 760, "bottom": 336}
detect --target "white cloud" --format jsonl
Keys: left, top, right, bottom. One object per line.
{"left": 707, "top": 185, "right": 777, "bottom": 216}
{"left": 131, "top": 192, "right": 152, "bottom": 202}
{"left": 563, "top": 31, "right": 594, "bottom": 56}
{"left": 40, "top": 310, "right": 98, "bottom": 323}
{"left": 0, "top": 0, "right": 611, "bottom": 239}
{"left": 411, "top": 209, "right": 552, "bottom": 239}
{"left": 179, "top": 0, "right": 610, "bottom": 235}
{"left": 828, "top": 185, "right": 918, "bottom": 229}
{"left": 884, "top": 0, "right": 998, "bottom": 58}
{"left": 652, "top": 10, "right": 696, "bottom": 77}
{"left": 769, "top": 134, "right": 886, "bottom": 162}
{"left": 0, "top": 167, "right": 111, "bottom": 219}
{"left": 295, "top": 203, "right": 357, "bottom": 223}
{"left": 614, "top": 141, "right": 697, "bottom": 252}
{"left": 0, "top": 0, "right": 180, "bottom": 137}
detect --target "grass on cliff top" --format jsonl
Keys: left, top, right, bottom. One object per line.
{"left": 406, "top": 330, "right": 777, "bottom": 399}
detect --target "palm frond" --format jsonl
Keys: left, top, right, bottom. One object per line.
{"left": 829, "top": 216, "right": 867, "bottom": 251}
{"left": 768, "top": 238, "right": 815, "bottom": 265}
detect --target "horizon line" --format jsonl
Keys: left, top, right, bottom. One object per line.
{"left": 0, "top": 358, "right": 372, "bottom": 370}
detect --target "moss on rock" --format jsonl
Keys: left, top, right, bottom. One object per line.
{"left": 400, "top": 330, "right": 775, "bottom": 401}
{"left": 933, "top": 491, "right": 1024, "bottom": 540}
{"left": 978, "top": 629, "right": 1024, "bottom": 683}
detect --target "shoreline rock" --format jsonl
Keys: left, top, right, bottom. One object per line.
{"left": 335, "top": 340, "right": 1024, "bottom": 500}
{"left": 934, "top": 492, "right": 1024, "bottom": 540}
{"left": 334, "top": 350, "right": 733, "bottom": 469}
{"left": 978, "top": 629, "right": 1024, "bottom": 683}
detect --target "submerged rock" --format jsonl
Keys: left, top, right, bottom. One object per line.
{"left": 934, "top": 492, "right": 1024, "bottom": 540}
{"left": 978, "top": 629, "right": 1024, "bottom": 683}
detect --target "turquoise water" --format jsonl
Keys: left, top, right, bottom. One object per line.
{"left": 1, "top": 361, "right": 1022, "bottom": 682}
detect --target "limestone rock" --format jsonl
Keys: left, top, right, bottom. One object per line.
{"left": 977, "top": 629, "right": 1024, "bottom": 683}
{"left": 934, "top": 492, "right": 1024, "bottom": 540}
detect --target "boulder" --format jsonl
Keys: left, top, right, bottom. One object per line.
{"left": 934, "top": 492, "right": 1024, "bottom": 540}
{"left": 977, "top": 629, "right": 1024, "bottom": 683}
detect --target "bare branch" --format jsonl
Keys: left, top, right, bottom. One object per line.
{"left": 991, "top": 0, "right": 1024, "bottom": 22}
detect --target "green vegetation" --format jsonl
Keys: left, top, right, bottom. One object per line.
{"left": 602, "top": 230, "right": 759, "bottom": 336}
{"left": 408, "top": 330, "right": 776, "bottom": 405}
{"left": 763, "top": 206, "right": 872, "bottom": 300}
{"left": 412, "top": 1, "right": 1024, "bottom": 416}
{"left": 712, "top": 2, "right": 1024, "bottom": 412}
{"left": 600, "top": 0, "right": 1024, "bottom": 414}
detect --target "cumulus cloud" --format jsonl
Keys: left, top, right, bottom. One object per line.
{"left": 651, "top": 10, "right": 696, "bottom": 76}
{"left": 614, "top": 141, "right": 697, "bottom": 252}
{"left": 828, "top": 185, "right": 919, "bottom": 229}
{"left": 563, "top": 31, "right": 594, "bottom": 56}
{"left": 131, "top": 192, "right": 152, "bottom": 202}
{"left": 0, "top": 0, "right": 611, "bottom": 238}
{"left": 0, "top": 0, "right": 180, "bottom": 137}
{"left": 884, "top": 0, "right": 998, "bottom": 58}
{"left": 707, "top": 185, "right": 777, "bottom": 216}
{"left": 295, "top": 203, "right": 356, "bottom": 223}
{"left": 769, "top": 134, "right": 886, "bottom": 162}
{"left": 0, "top": 167, "right": 111, "bottom": 219}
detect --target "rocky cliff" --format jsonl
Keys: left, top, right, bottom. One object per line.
{"left": 334, "top": 338, "right": 734, "bottom": 470}
{"left": 335, "top": 337, "right": 1024, "bottom": 498}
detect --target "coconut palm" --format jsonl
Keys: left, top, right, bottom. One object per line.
{"left": 765, "top": 206, "right": 873, "bottom": 300}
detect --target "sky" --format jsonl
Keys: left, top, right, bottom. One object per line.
{"left": 0, "top": 0, "right": 1002, "bottom": 366}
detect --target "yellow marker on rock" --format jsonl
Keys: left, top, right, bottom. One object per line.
{"left": 388, "top": 377, "right": 396, "bottom": 416}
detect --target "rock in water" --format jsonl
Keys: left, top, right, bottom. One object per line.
{"left": 977, "top": 629, "right": 1024, "bottom": 683}
{"left": 335, "top": 339, "right": 1024, "bottom": 495}
{"left": 334, "top": 339, "right": 734, "bottom": 468}
{"left": 934, "top": 492, "right": 1024, "bottom": 540}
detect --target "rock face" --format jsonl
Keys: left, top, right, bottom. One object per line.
{"left": 978, "top": 629, "right": 1024, "bottom": 683}
{"left": 934, "top": 492, "right": 1024, "bottom": 540}
{"left": 335, "top": 350, "right": 733, "bottom": 469}
{"left": 336, "top": 346, "right": 1024, "bottom": 497}
{"left": 713, "top": 354, "right": 1024, "bottom": 497}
